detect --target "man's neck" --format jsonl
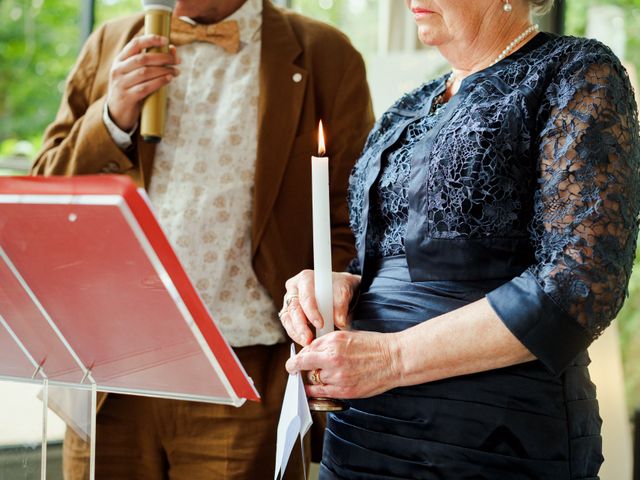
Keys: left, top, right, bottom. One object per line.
{"left": 174, "top": 0, "right": 248, "bottom": 25}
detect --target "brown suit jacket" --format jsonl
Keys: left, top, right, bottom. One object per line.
{"left": 32, "top": 0, "right": 374, "bottom": 307}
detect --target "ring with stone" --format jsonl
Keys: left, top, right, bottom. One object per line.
{"left": 308, "top": 368, "right": 324, "bottom": 386}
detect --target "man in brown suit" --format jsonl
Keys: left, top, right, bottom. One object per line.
{"left": 32, "top": 0, "right": 373, "bottom": 478}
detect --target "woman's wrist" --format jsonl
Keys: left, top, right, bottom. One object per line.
{"left": 386, "top": 331, "right": 407, "bottom": 389}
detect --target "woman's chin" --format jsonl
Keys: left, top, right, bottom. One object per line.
{"left": 417, "top": 30, "right": 443, "bottom": 47}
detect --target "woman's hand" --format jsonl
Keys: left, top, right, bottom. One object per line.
{"left": 279, "top": 270, "right": 361, "bottom": 346}
{"left": 286, "top": 330, "right": 403, "bottom": 399}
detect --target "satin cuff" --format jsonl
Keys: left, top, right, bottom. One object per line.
{"left": 486, "top": 269, "right": 592, "bottom": 375}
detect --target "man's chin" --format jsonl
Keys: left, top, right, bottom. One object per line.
{"left": 173, "top": 3, "right": 221, "bottom": 24}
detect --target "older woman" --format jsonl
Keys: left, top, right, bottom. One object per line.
{"left": 280, "top": 0, "right": 639, "bottom": 478}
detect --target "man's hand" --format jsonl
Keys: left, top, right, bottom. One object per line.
{"left": 107, "top": 35, "right": 180, "bottom": 131}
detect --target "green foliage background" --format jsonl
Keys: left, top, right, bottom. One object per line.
{"left": 0, "top": 0, "right": 639, "bottom": 412}
{"left": 0, "top": 0, "right": 80, "bottom": 155}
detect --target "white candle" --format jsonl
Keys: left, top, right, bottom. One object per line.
{"left": 312, "top": 121, "right": 334, "bottom": 337}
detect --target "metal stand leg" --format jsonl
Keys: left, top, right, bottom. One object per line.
{"left": 41, "top": 379, "right": 48, "bottom": 480}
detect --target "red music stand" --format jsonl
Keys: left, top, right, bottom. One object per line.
{"left": 0, "top": 175, "right": 259, "bottom": 479}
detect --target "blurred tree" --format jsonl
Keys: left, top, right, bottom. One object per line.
{"left": 291, "top": 0, "right": 377, "bottom": 57}
{"left": 565, "top": 0, "right": 640, "bottom": 69}
{"left": 0, "top": 0, "right": 81, "bottom": 150}
{"left": 617, "top": 251, "right": 640, "bottom": 415}
{"left": 95, "top": 0, "right": 139, "bottom": 26}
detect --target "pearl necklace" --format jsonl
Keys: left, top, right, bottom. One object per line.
{"left": 433, "top": 24, "right": 539, "bottom": 111}
{"left": 491, "top": 24, "right": 539, "bottom": 66}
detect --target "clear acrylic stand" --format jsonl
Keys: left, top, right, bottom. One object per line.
{"left": 0, "top": 176, "right": 260, "bottom": 478}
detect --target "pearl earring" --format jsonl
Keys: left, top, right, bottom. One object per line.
{"left": 503, "top": 0, "right": 513, "bottom": 12}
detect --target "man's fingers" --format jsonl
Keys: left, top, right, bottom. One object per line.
{"left": 118, "top": 35, "right": 168, "bottom": 61}
{"left": 126, "top": 74, "right": 174, "bottom": 102}
{"left": 114, "top": 52, "right": 178, "bottom": 78}
{"left": 119, "top": 65, "right": 179, "bottom": 90}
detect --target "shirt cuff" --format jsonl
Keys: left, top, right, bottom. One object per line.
{"left": 102, "top": 102, "right": 136, "bottom": 150}
{"left": 485, "top": 269, "right": 592, "bottom": 375}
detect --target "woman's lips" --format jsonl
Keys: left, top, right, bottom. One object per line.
{"left": 411, "top": 7, "right": 434, "bottom": 19}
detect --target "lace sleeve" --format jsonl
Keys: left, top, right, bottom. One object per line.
{"left": 487, "top": 43, "right": 640, "bottom": 373}
{"left": 532, "top": 52, "right": 640, "bottom": 337}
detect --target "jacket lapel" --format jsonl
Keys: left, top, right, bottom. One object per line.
{"left": 251, "top": 1, "right": 307, "bottom": 255}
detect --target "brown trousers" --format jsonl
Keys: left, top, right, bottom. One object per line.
{"left": 63, "top": 343, "right": 308, "bottom": 480}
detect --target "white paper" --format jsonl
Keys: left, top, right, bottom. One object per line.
{"left": 274, "top": 344, "right": 313, "bottom": 480}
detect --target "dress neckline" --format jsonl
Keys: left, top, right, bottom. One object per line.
{"left": 420, "top": 32, "right": 552, "bottom": 119}
{"left": 457, "top": 32, "right": 551, "bottom": 91}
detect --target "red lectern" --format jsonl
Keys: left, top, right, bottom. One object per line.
{"left": 0, "top": 175, "right": 259, "bottom": 479}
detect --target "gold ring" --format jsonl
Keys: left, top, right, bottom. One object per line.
{"left": 308, "top": 368, "right": 324, "bottom": 386}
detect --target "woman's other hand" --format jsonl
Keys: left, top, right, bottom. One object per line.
{"left": 279, "top": 270, "right": 361, "bottom": 346}
{"left": 286, "top": 330, "right": 402, "bottom": 399}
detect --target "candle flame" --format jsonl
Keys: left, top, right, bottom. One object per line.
{"left": 318, "top": 120, "right": 326, "bottom": 156}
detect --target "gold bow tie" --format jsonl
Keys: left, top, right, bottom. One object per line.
{"left": 171, "top": 19, "right": 240, "bottom": 53}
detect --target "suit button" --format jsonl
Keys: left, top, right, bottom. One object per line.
{"left": 292, "top": 73, "right": 302, "bottom": 83}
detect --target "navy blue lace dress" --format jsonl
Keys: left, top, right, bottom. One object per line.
{"left": 319, "top": 33, "right": 640, "bottom": 480}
